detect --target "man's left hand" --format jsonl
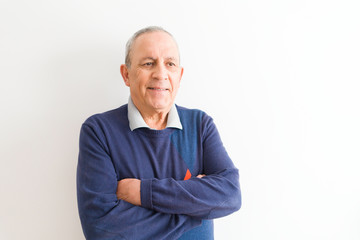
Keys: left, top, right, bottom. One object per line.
{"left": 116, "top": 178, "right": 141, "bottom": 206}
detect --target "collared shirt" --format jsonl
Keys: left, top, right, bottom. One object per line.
{"left": 127, "top": 97, "right": 183, "bottom": 131}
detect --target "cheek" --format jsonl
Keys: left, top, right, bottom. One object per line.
{"left": 171, "top": 78, "right": 181, "bottom": 90}
{"left": 129, "top": 71, "right": 145, "bottom": 86}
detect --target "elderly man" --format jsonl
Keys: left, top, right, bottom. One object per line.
{"left": 77, "top": 26, "right": 241, "bottom": 240}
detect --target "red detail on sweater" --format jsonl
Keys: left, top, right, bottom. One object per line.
{"left": 184, "top": 169, "right": 192, "bottom": 180}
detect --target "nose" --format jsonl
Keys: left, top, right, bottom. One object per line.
{"left": 152, "top": 63, "right": 169, "bottom": 80}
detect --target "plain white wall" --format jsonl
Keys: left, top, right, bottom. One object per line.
{"left": 1, "top": 0, "right": 360, "bottom": 239}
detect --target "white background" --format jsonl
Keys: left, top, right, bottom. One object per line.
{"left": 1, "top": 0, "right": 360, "bottom": 239}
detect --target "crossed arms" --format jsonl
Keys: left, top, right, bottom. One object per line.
{"left": 77, "top": 114, "right": 241, "bottom": 240}
{"left": 116, "top": 174, "right": 206, "bottom": 206}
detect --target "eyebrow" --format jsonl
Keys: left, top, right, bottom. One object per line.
{"left": 140, "top": 57, "right": 178, "bottom": 62}
{"left": 140, "top": 57, "right": 156, "bottom": 62}
{"left": 165, "top": 57, "right": 177, "bottom": 61}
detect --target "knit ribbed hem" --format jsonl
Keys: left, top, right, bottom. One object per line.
{"left": 140, "top": 179, "right": 153, "bottom": 209}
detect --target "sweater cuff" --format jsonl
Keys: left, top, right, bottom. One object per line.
{"left": 140, "top": 179, "right": 153, "bottom": 209}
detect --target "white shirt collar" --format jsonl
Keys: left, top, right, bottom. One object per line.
{"left": 127, "top": 97, "right": 183, "bottom": 131}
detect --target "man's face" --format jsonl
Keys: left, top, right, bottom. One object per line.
{"left": 121, "top": 31, "right": 183, "bottom": 115}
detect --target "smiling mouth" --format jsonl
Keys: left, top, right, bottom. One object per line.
{"left": 148, "top": 87, "right": 168, "bottom": 91}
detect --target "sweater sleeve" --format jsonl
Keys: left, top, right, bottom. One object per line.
{"left": 77, "top": 123, "right": 201, "bottom": 240}
{"left": 140, "top": 115, "right": 242, "bottom": 219}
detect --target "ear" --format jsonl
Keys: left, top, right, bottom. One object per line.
{"left": 120, "top": 64, "right": 130, "bottom": 87}
{"left": 179, "top": 66, "right": 184, "bottom": 84}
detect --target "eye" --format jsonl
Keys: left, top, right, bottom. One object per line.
{"left": 143, "top": 62, "right": 153, "bottom": 66}
{"left": 167, "top": 62, "right": 176, "bottom": 67}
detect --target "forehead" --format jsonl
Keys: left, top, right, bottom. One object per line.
{"left": 131, "top": 31, "right": 179, "bottom": 60}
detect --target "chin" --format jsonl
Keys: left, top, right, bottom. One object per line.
{"left": 150, "top": 102, "right": 171, "bottom": 111}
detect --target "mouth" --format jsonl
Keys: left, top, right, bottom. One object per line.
{"left": 147, "top": 87, "right": 169, "bottom": 91}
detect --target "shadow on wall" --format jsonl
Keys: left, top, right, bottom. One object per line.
{"left": 46, "top": 45, "right": 127, "bottom": 120}
{"left": 17, "top": 45, "right": 127, "bottom": 238}
{"left": 1, "top": 40, "right": 130, "bottom": 239}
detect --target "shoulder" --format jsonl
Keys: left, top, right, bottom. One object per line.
{"left": 83, "top": 104, "right": 128, "bottom": 128}
{"left": 175, "top": 105, "right": 214, "bottom": 130}
{"left": 176, "top": 105, "right": 211, "bottom": 121}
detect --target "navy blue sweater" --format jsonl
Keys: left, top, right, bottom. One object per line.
{"left": 77, "top": 105, "right": 241, "bottom": 240}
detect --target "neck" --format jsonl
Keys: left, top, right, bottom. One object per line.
{"left": 142, "top": 112, "right": 169, "bottom": 130}
{"left": 132, "top": 99, "right": 171, "bottom": 130}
